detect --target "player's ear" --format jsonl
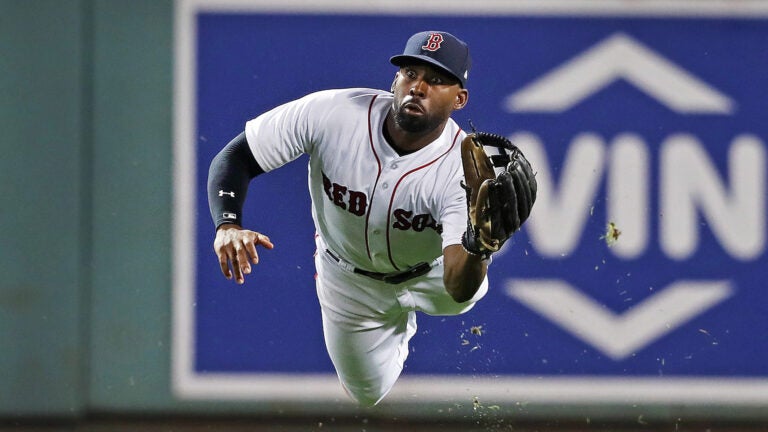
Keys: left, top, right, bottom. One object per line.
{"left": 453, "top": 88, "right": 469, "bottom": 110}
{"left": 390, "top": 74, "right": 398, "bottom": 93}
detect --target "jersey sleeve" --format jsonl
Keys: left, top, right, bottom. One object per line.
{"left": 244, "top": 91, "right": 327, "bottom": 172}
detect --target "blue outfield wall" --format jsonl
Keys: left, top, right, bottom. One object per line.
{"left": 172, "top": 0, "right": 768, "bottom": 418}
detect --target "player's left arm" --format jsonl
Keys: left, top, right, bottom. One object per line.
{"left": 442, "top": 132, "right": 538, "bottom": 303}
{"left": 442, "top": 244, "right": 487, "bottom": 303}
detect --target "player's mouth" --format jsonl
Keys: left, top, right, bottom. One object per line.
{"left": 402, "top": 101, "right": 425, "bottom": 115}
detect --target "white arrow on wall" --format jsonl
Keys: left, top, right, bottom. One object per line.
{"left": 506, "top": 279, "right": 733, "bottom": 360}
{"left": 504, "top": 32, "right": 735, "bottom": 114}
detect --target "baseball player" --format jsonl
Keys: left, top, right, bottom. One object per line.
{"left": 207, "top": 31, "right": 536, "bottom": 406}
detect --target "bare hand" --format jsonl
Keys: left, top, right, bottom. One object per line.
{"left": 213, "top": 224, "right": 274, "bottom": 284}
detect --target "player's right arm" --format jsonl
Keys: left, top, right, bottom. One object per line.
{"left": 207, "top": 132, "right": 274, "bottom": 284}
{"left": 209, "top": 90, "right": 355, "bottom": 282}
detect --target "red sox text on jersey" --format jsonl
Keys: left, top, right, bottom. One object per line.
{"left": 322, "top": 171, "right": 442, "bottom": 233}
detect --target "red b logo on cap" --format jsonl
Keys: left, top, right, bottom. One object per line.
{"left": 421, "top": 33, "right": 444, "bottom": 52}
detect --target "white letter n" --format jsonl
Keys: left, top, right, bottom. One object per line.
{"left": 660, "top": 134, "right": 765, "bottom": 260}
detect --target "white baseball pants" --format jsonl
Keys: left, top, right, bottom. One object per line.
{"left": 314, "top": 244, "right": 488, "bottom": 406}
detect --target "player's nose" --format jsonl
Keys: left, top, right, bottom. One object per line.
{"left": 409, "top": 79, "right": 427, "bottom": 97}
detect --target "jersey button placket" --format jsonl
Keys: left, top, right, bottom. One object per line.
{"left": 366, "top": 170, "right": 394, "bottom": 268}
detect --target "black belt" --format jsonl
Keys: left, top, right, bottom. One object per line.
{"left": 324, "top": 249, "right": 432, "bottom": 285}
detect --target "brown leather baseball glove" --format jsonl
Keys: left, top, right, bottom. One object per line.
{"left": 460, "top": 132, "right": 537, "bottom": 257}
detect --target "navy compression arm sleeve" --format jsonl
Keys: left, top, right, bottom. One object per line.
{"left": 207, "top": 132, "right": 264, "bottom": 229}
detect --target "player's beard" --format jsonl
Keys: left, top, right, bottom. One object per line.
{"left": 392, "top": 103, "right": 443, "bottom": 134}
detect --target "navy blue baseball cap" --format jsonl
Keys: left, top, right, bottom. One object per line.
{"left": 390, "top": 31, "right": 472, "bottom": 87}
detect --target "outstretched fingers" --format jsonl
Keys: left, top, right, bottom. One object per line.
{"left": 244, "top": 233, "right": 274, "bottom": 265}
{"left": 214, "top": 228, "right": 275, "bottom": 284}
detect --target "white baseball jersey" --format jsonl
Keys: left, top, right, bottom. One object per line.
{"left": 245, "top": 88, "right": 468, "bottom": 273}
{"left": 244, "top": 88, "right": 487, "bottom": 406}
